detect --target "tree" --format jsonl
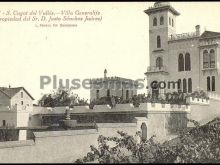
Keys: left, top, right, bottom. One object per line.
{"left": 38, "top": 88, "right": 88, "bottom": 107}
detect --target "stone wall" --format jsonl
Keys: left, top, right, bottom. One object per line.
{"left": 0, "top": 123, "right": 137, "bottom": 163}
{"left": 188, "top": 99, "right": 220, "bottom": 126}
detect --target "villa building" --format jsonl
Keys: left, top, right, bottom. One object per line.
{"left": 144, "top": 2, "right": 220, "bottom": 97}
{"left": 90, "top": 69, "right": 138, "bottom": 101}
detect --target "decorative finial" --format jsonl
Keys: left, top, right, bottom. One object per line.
{"left": 104, "top": 69, "right": 107, "bottom": 78}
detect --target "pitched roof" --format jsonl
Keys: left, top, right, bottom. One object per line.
{"left": 200, "top": 30, "right": 220, "bottom": 39}
{"left": 0, "top": 87, "right": 34, "bottom": 100}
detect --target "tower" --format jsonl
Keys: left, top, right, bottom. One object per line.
{"left": 144, "top": 2, "right": 180, "bottom": 95}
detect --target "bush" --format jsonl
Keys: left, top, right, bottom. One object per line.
{"left": 75, "top": 117, "right": 220, "bottom": 163}
{"left": 0, "top": 125, "right": 19, "bottom": 142}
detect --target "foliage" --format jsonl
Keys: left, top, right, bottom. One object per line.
{"left": 188, "top": 90, "right": 209, "bottom": 100}
{"left": 38, "top": 88, "right": 89, "bottom": 107}
{"left": 90, "top": 92, "right": 189, "bottom": 108}
{"left": 0, "top": 125, "right": 19, "bottom": 142}
{"left": 75, "top": 117, "right": 220, "bottom": 163}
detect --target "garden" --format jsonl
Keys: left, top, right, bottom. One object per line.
{"left": 38, "top": 88, "right": 209, "bottom": 110}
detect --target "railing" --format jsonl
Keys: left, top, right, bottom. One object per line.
{"left": 148, "top": 2, "right": 169, "bottom": 9}
{"left": 207, "top": 92, "right": 220, "bottom": 100}
{"left": 168, "top": 32, "right": 198, "bottom": 41}
{"left": 199, "top": 40, "right": 219, "bottom": 47}
{"left": 146, "top": 66, "right": 168, "bottom": 73}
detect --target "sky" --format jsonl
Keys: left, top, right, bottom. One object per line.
{"left": 1, "top": 2, "right": 220, "bottom": 103}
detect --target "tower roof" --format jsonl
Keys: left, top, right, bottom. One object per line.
{"left": 144, "top": 2, "right": 180, "bottom": 16}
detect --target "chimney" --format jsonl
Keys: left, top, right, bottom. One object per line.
{"left": 195, "top": 25, "right": 200, "bottom": 36}
{"left": 104, "top": 69, "right": 107, "bottom": 79}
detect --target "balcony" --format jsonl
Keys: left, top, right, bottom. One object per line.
{"left": 168, "top": 32, "right": 198, "bottom": 41}
{"left": 145, "top": 66, "right": 169, "bottom": 75}
{"left": 199, "top": 40, "right": 219, "bottom": 47}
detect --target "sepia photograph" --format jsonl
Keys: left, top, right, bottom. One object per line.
{"left": 0, "top": 1, "right": 220, "bottom": 163}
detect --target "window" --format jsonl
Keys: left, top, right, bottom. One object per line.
{"left": 121, "top": 88, "right": 124, "bottom": 98}
{"left": 210, "top": 49, "right": 215, "bottom": 68}
{"left": 183, "top": 79, "right": 187, "bottom": 93}
{"left": 96, "top": 90, "right": 99, "bottom": 99}
{"left": 188, "top": 78, "right": 192, "bottom": 93}
{"left": 212, "top": 76, "right": 215, "bottom": 91}
{"left": 21, "top": 92, "right": 23, "bottom": 98}
{"left": 172, "top": 19, "right": 174, "bottom": 27}
{"left": 160, "top": 16, "right": 164, "bottom": 25}
{"left": 152, "top": 81, "right": 159, "bottom": 99}
{"left": 185, "top": 53, "right": 191, "bottom": 71}
{"left": 156, "top": 57, "right": 163, "bottom": 69}
{"left": 157, "top": 36, "right": 161, "bottom": 48}
{"left": 203, "top": 50, "right": 209, "bottom": 69}
{"left": 2, "top": 120, "right": 6, "bottom": 126}
{"left": 178, "top": 53, "right": 184, "bottom": 71}
{"left": 178, "top": 79, "right": 182, "bottom": 92}
{"left": 153, "top": 17, "right": 157, "bottom": 26}
{"left": 21, "top": 101, "right": 23, "bottom": 105}
{"left": 126, "top": 90, "right": 129, "bottom": 99}
{"left": 169, "top": 17, "right": 171, "bottom": 25}
{"left": 207, "top": 76, "right": 211, "bottom": 91}
{"left": 107, "top": 89, "right": 110, "bottom": 97}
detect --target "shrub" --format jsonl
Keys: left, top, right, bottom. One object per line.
{"left": 0, "top": 125, "right": 19, "bottom": 142}
{"left": 75, "top": 117, "right": 220, "bottom": 163}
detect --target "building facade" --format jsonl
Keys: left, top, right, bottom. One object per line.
{"left": 144, "top": 2, "right": 220, "bottom": 96}
{"left": 0, "top": 87, "right": 34, "bottom": 111}
{"left": 90, "top": 69, "right": 138, "bottom": 101}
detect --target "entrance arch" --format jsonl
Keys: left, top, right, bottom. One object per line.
{"left": 141, "top": 122, "right": 147, "bottom": 141}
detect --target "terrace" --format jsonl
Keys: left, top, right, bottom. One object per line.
{"left": 168, "top": 32, "right": 199, "bottom": 41}
{"left": 145, "top": 66, "right": 168, "bottom": 74}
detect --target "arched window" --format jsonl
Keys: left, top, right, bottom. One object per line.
{"left": 188, "top": 78, "right": 192, "bottom": 93}
{"left": 169, "top": 17, "right": 171, "bottom": 25}
{"left": 96, "top": 90, "right": 99, "bottom": 99}
{"left": 121, "top": 88, "right": 124, "bottom": 98}
{"left": 212, "top": 76, "right": 215, "bottom": 91}
{"left": 151, "top": 81, "right": 159, "bottom": 99}
{"left": 153, "top": 17, "right": 157, "bottom": 26}
{"left": 183, "top": 79, "right": 187, "bottom": 93}
{"left": 156, "top": 57, "right": 163, "bottom": 69}
{"left": 141, "top": 123, "right": 147, "bottom": 142}
{"left": 157, "top": 36, "right": 161, "bottom": 48}
{"left": 210, "top": 49, "right": 215, "bottom": 68}
{"left": 2, "top": 120, "right": 6, "bottom": 126}
{"left": 160, "top": 16, "right": 164, "bottom": 25}
{"left": 207, "top": 76, "right": 210, "bottom": 91}
{"left": 172, "top": 19, "right": 174, "bottom": 27}
{"left": 178, "top": 79, "right": 182, "bottom": 92}
{"left": 203, "top": 50, "right": 209, "bottom": 69}
{"left": 107, "top": 89, "right": 110, "bottom": 97}
{"left": 185, "top": 53, "right": 191, "bottom": 71}
{"left": 126, "top": 90, "right": 129, "bottom": 99}
{"left": 178, "top": 53, "right": 184, "bottom": 71}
